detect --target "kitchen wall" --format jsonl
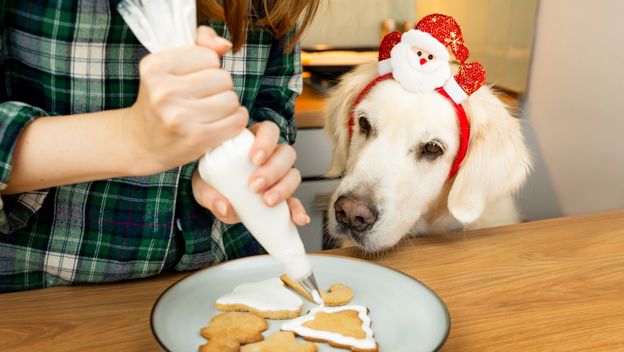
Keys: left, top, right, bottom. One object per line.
{"left": 414, "top": 0, "right": 538, "bottom": 93}
{"left": 518, "top": 0, "right": 624, "bottom": 220}
{"left": 302, "top": 0, "right": 537, "bottom": 93}
{"left": 301, "top": 0, "right": 415, "bottom": 48}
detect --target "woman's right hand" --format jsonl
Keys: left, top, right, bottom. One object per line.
{"left": 125, "top": 26, "right": 246, "bottom": 175}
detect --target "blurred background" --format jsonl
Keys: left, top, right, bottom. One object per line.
{"left": 292, "top": 0, "right": 624, "bottom": 251}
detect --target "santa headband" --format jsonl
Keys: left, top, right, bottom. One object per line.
{"left": 348, "top": 14, "right": 486, "bottom": 179}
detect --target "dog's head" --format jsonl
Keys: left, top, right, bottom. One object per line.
{"left": 324, "top": 63, "right": 531, "bottom": 252}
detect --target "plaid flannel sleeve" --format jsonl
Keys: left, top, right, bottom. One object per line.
{"left": 249, "top": 29, "right": 302, "bottom": 145}
{"left": 0, "top": 102, "right": 49, "bottom": 234}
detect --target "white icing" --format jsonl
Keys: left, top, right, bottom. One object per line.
{"left": 198, "top": 129, "right": 312, "bottom": 281}
{"left": 281, "top": 305, "right": 376, "bottom": 350}
{"left": 311, "top": 290, "right": 324, "bottom": 305}
{"left": 216, "top": 277, "right": 303, "bottom": 312}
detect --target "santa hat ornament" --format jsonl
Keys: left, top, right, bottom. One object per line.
{"left": 349, "top": 14, "right": 486, "bottom": 179}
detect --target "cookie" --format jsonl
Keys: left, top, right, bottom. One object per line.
{"left": 240, "top": 331, "right": 318, "bottom": 352}
{"left": 280, "top": 274, "right": 353, "bottom": 306}
{"left": 198, "top": 337, "right": 239, "bottom": 352}
{"left": 281, "top": 305, "right": 377, "bottom": 352}
{"left": 200, "top": 312, "right": 268, "bottom": 345}
{"left": 216, "top": 277, "right": 303, "bottom": 319}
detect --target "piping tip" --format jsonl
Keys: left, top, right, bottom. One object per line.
{"left": 297, "top": 273, "right": 324, "bottom": 305}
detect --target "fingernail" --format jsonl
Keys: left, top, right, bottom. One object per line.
{"left": 303, "top": 215, "right": 311, "bottom": 224}
{"left": 216, "top": 36, "right": 232, "bottom": 48}
{"left": 250, "top": 177, "right": 266, "bottom": 193}
{"left": 215, "top": 200, "right": 228, "bottom": 217}
{"left": 265, "top": 192, "right": 279, "bottom": 206}
{"left": 252, "top": 151, "right": 265, "bottom": 166}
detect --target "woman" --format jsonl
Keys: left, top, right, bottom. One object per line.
{"left": 0, "top": 0, "right": 319, "bottom": 292}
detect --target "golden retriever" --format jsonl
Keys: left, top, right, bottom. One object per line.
{"left": 323, "top": 62, "right": 532, "bottom": 252}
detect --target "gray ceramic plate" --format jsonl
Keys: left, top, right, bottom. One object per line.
{"left": 151, "top": 254, "right": 450, "bottom": 351}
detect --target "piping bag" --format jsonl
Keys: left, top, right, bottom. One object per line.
{"left": 118, "top": 0, "right": 322, "bottom": 303}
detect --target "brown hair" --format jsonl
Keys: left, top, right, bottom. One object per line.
{"left": 198, "top": 0, "right": 320, "bottom": 52}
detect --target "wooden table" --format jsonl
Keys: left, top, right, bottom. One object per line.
{"left": 1, "top": 210, "right": 623, "bottom": 351}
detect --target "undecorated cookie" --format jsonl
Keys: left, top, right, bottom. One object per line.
{"left": 240, "top": 331, "right": 317, "bottom": 352}
{"left": 198, "top": 337, "right": 239, "bottom": 352}
{"left": 200, "top": 312, "right": 268, "bottom": 345}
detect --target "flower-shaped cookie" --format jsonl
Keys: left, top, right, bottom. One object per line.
{"left": 200, "top": 312, "right": 268, "bottom": 346}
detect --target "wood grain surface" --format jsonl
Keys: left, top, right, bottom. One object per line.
{"left": 1, "top": 210, "right": 623, "bottom": 351}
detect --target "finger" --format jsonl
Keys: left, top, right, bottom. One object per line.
{"left": 287, "top": 197, "right": 310, "bottom": 226}
{"left": 249, "top": 144, "right": 296, "bottom": 194}
{"left": 146, "top": 46, "right": 221, "bottom": 75}
{"left": 262, "top": 168, "right": 301, "bottom": 207}
{"left": 248, "top": 121, "right": 280, "bottom": 166}
{"left": 192, "top": 171, "right": 241, "bottom": 224}
{"left": 189, "top": 90, "right": 240, "bottom": 122}
{"left": 196, "top": 26, "right": 232, "bottom": 56}
{"left": 179, "top": 68, "right": 233, "bottom": 98}
{"left": 195, "top": 107, "right": 248, "bottom": 148}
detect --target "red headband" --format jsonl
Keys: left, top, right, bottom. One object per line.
{"left": 347, "top": 75, "right": 470, "bottom": 180}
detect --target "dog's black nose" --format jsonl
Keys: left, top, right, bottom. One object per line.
{"left": 334, "top": 195, "right": 378, "bottom": 233}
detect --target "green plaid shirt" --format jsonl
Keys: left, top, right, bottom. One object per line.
{"left": 0, "top": 1, "right": 301, "bottom": 292}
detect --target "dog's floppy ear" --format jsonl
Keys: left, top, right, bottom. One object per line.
{"left": 448, "top": 86, "right": 532, "bottom": 223}
{"left": 324, "top": 63, "right": 379, "bottom": 177}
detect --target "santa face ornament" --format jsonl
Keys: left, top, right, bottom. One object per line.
{"left": 390, "top": 29, "right": 452, "bottom": 93}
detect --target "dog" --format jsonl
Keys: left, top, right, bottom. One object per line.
{"left": 323, "top": 62, "right": 532, "bottom": 252}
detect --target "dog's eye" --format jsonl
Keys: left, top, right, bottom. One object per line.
{"left": 358, "top": 115, "right": 373, "bottom": 138}
{"left": 421, "top": 142, "right": 444, "bottom": 159}
{"left": 417, "top": 51, "right": 422, "bottom": 57}
{"left": 428, "top": 54, "right": 434, "bottom": 60}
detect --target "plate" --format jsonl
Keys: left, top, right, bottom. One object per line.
{"left": 151, "top": 254, "right": 450, "bottom": 351}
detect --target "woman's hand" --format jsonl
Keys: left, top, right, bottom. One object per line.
{"left": 125, "top": 26, "right": 246, "bottom": 175}
{"left": 192, "top": 121, "right": 310, "bottom": 226}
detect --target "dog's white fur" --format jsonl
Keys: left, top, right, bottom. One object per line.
{"left": 324, "top": 63, "right": 532, "bottom": 252}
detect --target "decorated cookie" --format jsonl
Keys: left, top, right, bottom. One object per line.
{"left": 280, "top": 274, "right": 353, "bottom": 306}
{"left": 198, "top": 337, "right": 239, "bottom": 352}
{"left": 200, "top": 312, "right": 268, "bottom": 345}
{"left": 240, "top": 331, "right": 318, "bottom": 352}
{"left": 216, "top": 277, "right": 303, "bottom": 319}
{"left": 281, "top": 305, "right": 377, "bottom": 352}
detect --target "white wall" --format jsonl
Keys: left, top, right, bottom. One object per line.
{"left": 518, "top": 0, "right": 624, "bottom": 220}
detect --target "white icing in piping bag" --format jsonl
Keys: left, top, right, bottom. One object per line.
{"left": 117, "top": 0, "right": 321, "bottom": 300}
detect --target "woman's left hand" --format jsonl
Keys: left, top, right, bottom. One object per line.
{"left": 192, "top": 120, "right": 310, "bottom": 226}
